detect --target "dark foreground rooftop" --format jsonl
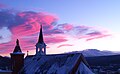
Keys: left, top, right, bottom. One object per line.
{"left": 20, "top": 53, "right": 94, "bottom": 74}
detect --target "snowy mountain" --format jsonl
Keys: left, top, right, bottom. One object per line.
{"left": 80, "top": 49, "right": 120, "bottom": 57}
{"left": 66, "top": 49, "right": 120, "bottom": 57}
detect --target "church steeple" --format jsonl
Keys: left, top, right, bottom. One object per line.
{"left": 38, "top": 25, "right": 44, "bottom": 43}
{"left": 13, "top": 39, "right": 22, "bottom": 53}
{"left": 36, "top": 24, "right": 46, "bottom": 55}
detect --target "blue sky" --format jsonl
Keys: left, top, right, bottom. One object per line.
{"left": 0, "top": 0, "right": 120, "bottom": 56}
{"left": 1, "top": 0, "right": 120, "bottom": 29}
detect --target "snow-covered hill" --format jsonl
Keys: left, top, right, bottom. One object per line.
{"left": 81, "top": 49, "right": 120, "bottom": 57}
{"left": 66, "top": 49, "right": 120, "bottom": 57}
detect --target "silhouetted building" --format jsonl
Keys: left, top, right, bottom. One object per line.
{"left": 9, "top": 24, "right": 94, "bottom": 74}
{"left": 35, "top": 25, "right": 46, "bottom": 55}
{"left": 10, "top": 39, "right": 24, "bottom": 74}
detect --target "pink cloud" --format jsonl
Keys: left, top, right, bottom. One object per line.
{"left": 11, "top": 23, "right": 40, "bottom": 37}
{"left": 63, "top": 24, "right": 73, "bottom": 30}
{"left": 45, "top": 37, "right": 67, "bottom": 44}
{"left": 61, "top": 25, "right": 111, "bottom": 41}
{"left": 86, "top": 34, "right": 111, "bottom": 41}
{"left": 57, "top": 44, "right": 73, "bottom": 48}
{"left": 0, "top": 40, "right": 15, "bottom": 55}
{"left": 0, "top": 4, "right": 6, "bottom": 8}
{"left": 11, "top": 11, "right": 59, "bottom": 38}
{"left": 17, "top": 12, "right": 58, "bottom": 26}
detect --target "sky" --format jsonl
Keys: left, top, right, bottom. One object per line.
{"left": 0, "top": 0, "right": 120, "bottom": 56}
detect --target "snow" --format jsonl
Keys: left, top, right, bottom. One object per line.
{"left": 76, "top": 62, "right": 94, "bottom": 74}
{"left": 47, "top": 63, "right": 70, "bottom": 74}
{"left": 11, "top": 52, "right": 24, "bottom": 54}
{"left": 0, "top": 69, "right": 12, "bottom": 72}
{"left": 20, "top": 53, "right": 94, "bottom": 74}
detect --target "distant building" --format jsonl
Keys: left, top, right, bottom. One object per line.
{"left": 10, "top": 24, "right": 94, "bottom": 74}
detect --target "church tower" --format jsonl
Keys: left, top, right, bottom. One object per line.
{"left": 36, "top": 25, "right": 46, "bottom": 55}
{"left": 10, "top": 39, "right": 25, "bottom": 74}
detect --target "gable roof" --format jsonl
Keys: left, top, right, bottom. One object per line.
{"left": 20, "top": 53, "right": 93, "bottom": 74}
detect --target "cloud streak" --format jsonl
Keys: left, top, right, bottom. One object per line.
{"left": 57, "top": 44, "right": 73, "bottom": 48}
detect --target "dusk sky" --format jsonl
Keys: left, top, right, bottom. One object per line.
{"left": 0, "top": 0, "right": 120, "bottom": 56}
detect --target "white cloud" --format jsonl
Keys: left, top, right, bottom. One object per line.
{"left": 0, "top": 27, "right": 12, "bottom": 43}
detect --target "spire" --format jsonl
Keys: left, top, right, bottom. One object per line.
{"left": 13, "top": 39, "right": 22, "bottom": 53}
{"left": 27, "top": 50, "right": 29, "bottom": 56}
{"left": 38, "top": 25, "right": 44, "bottom": 43}
{"left": 16, "top": 39, "right": 19, "bottom": 46}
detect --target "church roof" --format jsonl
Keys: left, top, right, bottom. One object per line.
{"left": 20, "top": 53, "right": 93, "bottom": 74}
{"left": 13, "top": 39, "right": 22, "bottom": 53}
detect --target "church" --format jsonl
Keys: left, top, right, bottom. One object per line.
{"left": 10, "top": 25, "right": 94, "bottom": 74}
